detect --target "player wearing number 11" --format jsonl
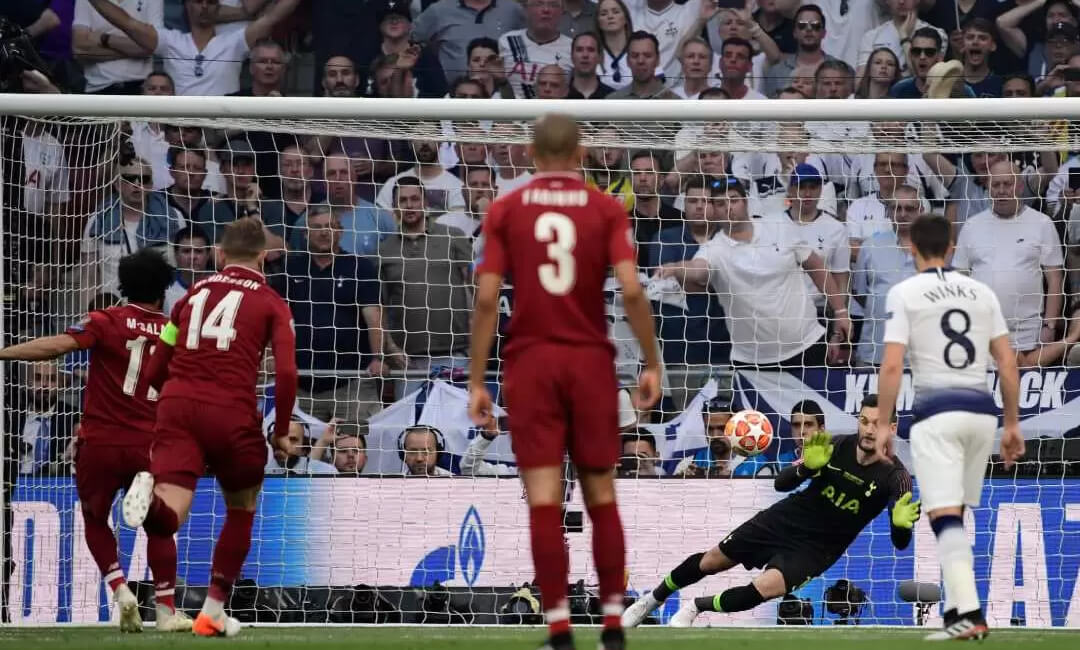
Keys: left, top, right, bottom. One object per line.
{"left": 468, "top": 113, "right": 662, "bottom": 650}
{"left": 122, "top": 218, "right": 299, "bottom": 638}
{"left": 0, "top": 249, "right": 189, "bottom": 633}
{"left": 876, "top": 214, "right": 1025, "bottom": 641}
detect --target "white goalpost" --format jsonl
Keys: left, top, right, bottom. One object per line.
{"left": 1, "top": 94, "right": 1079, "bottom": 629}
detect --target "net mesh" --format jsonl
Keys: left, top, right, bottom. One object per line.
{"left": 2, "top": 105, "right": 1079, "bottom": 629}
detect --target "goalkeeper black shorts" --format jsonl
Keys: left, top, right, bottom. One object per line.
{"left": 716, "top": 515, "right": 842, "bottom": 592}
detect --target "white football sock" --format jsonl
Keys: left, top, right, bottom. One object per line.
{"left": 936, "top": 524, "right": 980, "bottom": 615}
{"left": 201, "top": 595, "right": 225, "bottom": 619}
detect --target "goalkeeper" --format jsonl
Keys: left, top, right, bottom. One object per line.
{"left": 623, "top": 394, "right": 919, "bottom": 627}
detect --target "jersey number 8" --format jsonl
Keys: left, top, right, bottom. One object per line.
{"left": 940, "top": 308, "right": 976, "bottom": 369}
{"left": 535, "top": 212, "right": 576, "bottom": 296}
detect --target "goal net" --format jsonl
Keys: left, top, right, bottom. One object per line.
{"left": 1, "top": 95, "right": 1079, "bottom": 629}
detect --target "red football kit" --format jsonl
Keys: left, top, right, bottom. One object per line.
{"left": 477, "top": 172, "right": 636, "bottom": 469}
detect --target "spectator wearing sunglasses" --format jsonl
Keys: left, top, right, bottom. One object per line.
{"left": 762, "top": 4, "right": 838, "bottom": 99}
{"left": 888, "top": 27, "right": 974, "bottom": 98}
{"left": 87, "top": 0, "right": 300, "bottom": 96}
{"left": 81, "top": 158, "right": 183, "bottom": 295}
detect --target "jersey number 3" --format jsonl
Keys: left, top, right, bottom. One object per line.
{"left": 186, "top": 288, "right": 244, "bottom": 351}
{"left": 535, "top": 212, "right": 576, "bottom": 296}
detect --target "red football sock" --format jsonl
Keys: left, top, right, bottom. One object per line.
{"left": 207, "top": 508, "right": 255, "bottom": 604}
{"left": 143, "top": 496, "right": 180, "bottom": 538}
{"left": 529, "top": 504, "right": 570, "bottom": 637}
{"left": 587, "top": 501, "right": 626, "bottom": 630}
{"left": 82, "top": 513, "right": 124, "bottom": 592}
{"left": 146, "top": 533, "right": 177, "bottom": 613}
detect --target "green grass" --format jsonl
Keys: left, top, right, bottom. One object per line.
{"left": 2, "top": 626, "right": 1079, "bottom": 650}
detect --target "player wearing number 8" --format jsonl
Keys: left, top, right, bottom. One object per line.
{"left": 0, "top": 249, "right": 190, "bottom": 633}
{"left": 468, "top": 113, "right": 662, "bottom": 650}
{"left": 122, "top": 218, "right": 298, "bottom": 638}
{"left": 875, "top": 214, "right": 1025, "bottom": 641}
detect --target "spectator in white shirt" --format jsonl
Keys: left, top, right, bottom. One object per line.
{"left": 705, "top": 5, "right": 783, "bottom": 91}
{"left": 763, "top": 163, "right": 850, "bottom": 313}
{"left": 595, "top": 0, "right": 633, "bottom": 88}
{"left": 73, "top": 0, "right": 161, "bottom": 94}
{"left": 460, "top": 423, "right": 519, "bottom": 476}
{"left": 87, "top": 0, "right": 300, "bottom": 96}
{"left": 857, "top": 0, "right": 946, "bottom": 79}
{"left": 375, "top": 139, "right": 466, "bottom": 213}
{"left": 499, "top": 0, "right": 573, "bottom": 98}
{"left": 627, "top": 0, "right": 702, "bottom": 79}
{"left": 671, "top": 37, "right": 719, "bottom": 99}
{"left": 657, "top": 176, "right": 851, "bottom": 369}
{"left": 847, "top": 152, "right": 913, "bottom": 264}
{"left": 953, "top": 159, "right": 1068, "bottom": 366}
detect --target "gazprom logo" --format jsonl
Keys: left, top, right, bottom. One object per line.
{"left": 409, "top": 506, "right": 486, "bottom": 587}
{"left": 458, "top": 506, "right": 485, "bottom": 586}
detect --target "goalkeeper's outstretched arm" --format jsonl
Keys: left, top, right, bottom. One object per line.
{"left": 888, "top": 469, "right": 917, "bottom": 550}
{"left": 773, "top": 462, "right": 812, "bottom": 492}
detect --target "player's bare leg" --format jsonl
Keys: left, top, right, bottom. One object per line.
{"left": 669, "top": 567, "right": 786, "bottom": 627}
{"left": 192, "top": 484, "right": 260, "bottom": 638}
{"left": 924, "top": 506, "right": 988, "bottom": 641}
{"left": 520, "top": 466, "right": 574, "bottom": 650}
{"left": 623, "top": 545, "right": 736, "bottom": 628}
{"left": 578, "top": 468, "right": 627, "bottom": 650}
{"left": 79, "top": 506, "right": 142, "bottom": 633}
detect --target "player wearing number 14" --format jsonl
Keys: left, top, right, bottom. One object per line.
{"left": 121, "top": 218, "right": 299, "bottom": 638}
{"left": 0, "top": 250, "right": 190, "bottom": 633}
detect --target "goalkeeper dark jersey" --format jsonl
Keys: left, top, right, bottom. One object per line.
{"left": 758, "top": 434, "right": 913, "bottom": 552}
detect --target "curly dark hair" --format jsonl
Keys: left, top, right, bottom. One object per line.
{"left": 117, "top": 248, "right": 174, "bottom": 305}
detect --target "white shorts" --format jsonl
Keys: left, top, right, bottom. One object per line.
{"left": 909, "top": 411, "right": 997, "bottom": 511}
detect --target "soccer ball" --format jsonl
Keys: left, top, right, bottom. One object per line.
{"left": 724, "top": 409, "right": 774, "bottom": 457}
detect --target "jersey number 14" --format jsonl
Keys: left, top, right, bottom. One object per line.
{"left": 185, "top": 288, "right": 244, "bottom": 351}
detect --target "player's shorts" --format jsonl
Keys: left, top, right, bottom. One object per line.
{"left": 716, "top": 515, "right": 841, "bottom": 592}
{"left": 150, "top": 398, "right": 265, "bottom": 492}
{"left": 74, "top": 438, "right": 150, "bottom": 521}
{"left": 909, "top": 410, "right": 997, "bottom": 511}
{"left": 503, "top": 342, "right": 619, "bottom": 471}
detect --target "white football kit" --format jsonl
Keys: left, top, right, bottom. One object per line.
{"left": 882, "top": 267, "right": 1009, "bottom": 510}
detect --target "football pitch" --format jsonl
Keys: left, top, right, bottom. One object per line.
{"left": 2, "top": 626, "right": 1080, "bottom": 649}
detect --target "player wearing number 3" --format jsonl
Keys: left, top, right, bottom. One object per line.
{"left": 0, "top": 250, "right": 190, "bottom": 633}
{"left": 875, "top": 214, "right": 1025, "bottom": 641}
{"left": 468, "top": 114, "right": 662, "bottom": 650}
{"left": 122, "top": 218, "right": 299, "bottom": 638}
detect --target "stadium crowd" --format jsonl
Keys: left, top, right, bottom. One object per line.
{"left": 3, "top": 0, "right": 1080, "bottom": 480}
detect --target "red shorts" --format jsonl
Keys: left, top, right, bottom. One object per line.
{"left": 503, "top": 343, "right": 619, "bottom": 471}
{"left": 150, "top": 398, "right": 266, "bottom": 492}
{"left": 74, "top": 439, "right": 150, "bottom": 521}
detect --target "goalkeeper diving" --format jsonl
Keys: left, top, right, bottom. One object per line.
{"left": 623, "top": 394, "right": 920, "bottom": 627}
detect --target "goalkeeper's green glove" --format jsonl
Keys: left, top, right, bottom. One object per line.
{"left": 802, "top": 431, "right": 834, "bottom": 471}
{"left": 891, "top": 492, "right": 921, "bottom": 529}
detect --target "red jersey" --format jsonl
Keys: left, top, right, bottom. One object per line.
{"left": 151, "top": 265, "right": 297, "bottom": 437}
{"left": 477, "top": 172, "right": 636, "bottom": 358}
{"left": 65, "top": 304, "right": 168, "bottom": 446}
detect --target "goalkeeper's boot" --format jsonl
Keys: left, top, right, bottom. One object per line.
{"left": 668, "top": 600, "right": 700, "bottom": 628}
{"left": 538, "top": 631, "right": 574, "bottom": 650}
{"left": 192, "top": 611, "right": 242, "bottom": 638}
{"left": 123, "top": 471, "right": 155, "bottom": 528}
{"left": 924, "top": 609, "right": 988, "bottom": 641}
{"left": 598, "top": 627, "right": 626, "bottom": 650}
{"left": 156, "top": 607, "right": 193, "bottom": 632}
{"left": 621, "top": 593, "right": 659, "bottom": 628}
{"left": 115, "top": 583, "right": 143, "bottom": 634}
